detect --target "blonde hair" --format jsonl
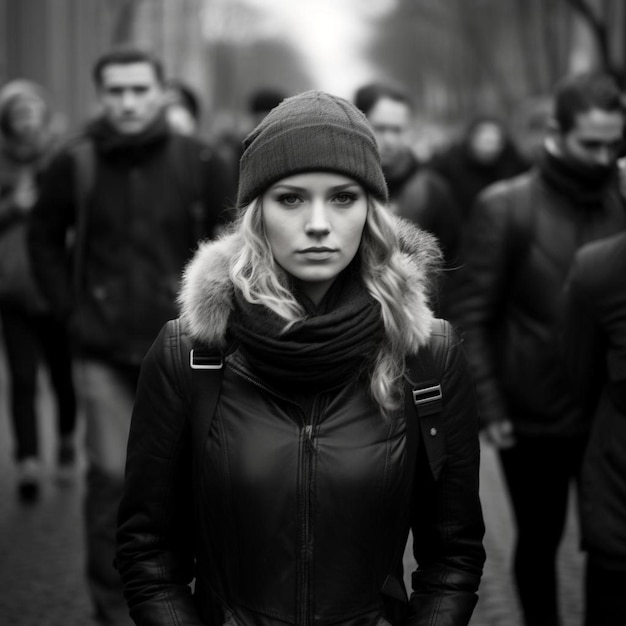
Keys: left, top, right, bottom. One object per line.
{"left": 229, "top": 195, "right": 434, "bottom": 413}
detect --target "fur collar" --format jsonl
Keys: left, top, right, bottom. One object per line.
{"left": 178, "top": 215, "right": 440, "bottom": 352}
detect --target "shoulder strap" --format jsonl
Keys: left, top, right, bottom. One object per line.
{"left": 404, "top": 345, "right": 445, "bottom": 482}
{"left": 188, "top": 341, "right": 224, "bottom": 459}
{"left": 70, "top": 138, "right": 95, "bottom": 299}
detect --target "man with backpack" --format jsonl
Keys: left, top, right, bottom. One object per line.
{"left": 453, "top": 72, "right": 626, "bottom": 626}
{"left": 28, "top": 47, "right": 233, "bottom": 625}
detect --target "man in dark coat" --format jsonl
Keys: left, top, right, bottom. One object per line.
{"left": 563, "top": 231, "right": 626, "bottom": 626}
{"left": 28, "top": 47, "right": 233, "bottom": 625}
{"left": 453, "top": 72, "right": 626, "bottom": 626}
{"left": 354, "top": 82, "right": 461, "bottom": 318}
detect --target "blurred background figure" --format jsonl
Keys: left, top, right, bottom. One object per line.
{"left": 430, "top": 115, "right": 529, "bottom": 221}
{"left": 28, "top": 47, "right": 233, "bottom": 626}
{"left": 248, "top": 87, "right": 286, "bottom": 128}
{"left": 562, "top": 231, "right": 626, "bottom": 626}
{"left": 165, "top": 79, "right": 202, "bottom": 136}
{"left": 0, "top": 79, "right": 77, "bottom": 503}
{"left": 453, "top": 71, "right": 626, "bottom": 626}
{"left": 215, "top": 86, "right": 287, "bottom": 186}
{"left": 354, "top": 82, "right": 461, "bottom": 318}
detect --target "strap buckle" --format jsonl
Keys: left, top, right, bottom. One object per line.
{"left": 190, "top": 350, "right": 223, "bottom": 370}
{"left": 412, "top": 384, "right": 442, "bottom": 407}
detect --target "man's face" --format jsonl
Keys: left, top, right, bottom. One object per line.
{"left": 98, "top": 62, "right": 165, "bottom": 135}
{"left": 557, "top": 108, "right": 624, "bottom": 168}
{"left": 365, "top": 97, "right": 411, "bottom": 168}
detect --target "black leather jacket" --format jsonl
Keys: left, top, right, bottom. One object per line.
{"left": 563, "top": 233, "right": 626, "bottom": 568}
{"left": 453, "top": 164, "right": 626, "bottom": 436}
{"left": 116, "top": 318, "right": 484, "bottom": 626}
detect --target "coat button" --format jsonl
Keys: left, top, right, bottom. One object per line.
{"left": 429, "top": 427, "right": 437, "bottom": 436}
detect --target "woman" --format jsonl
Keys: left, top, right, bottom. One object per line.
{"left": 0, "top": 79, "right": 77, "bottom": 501}
{"left": 116, "top": 91, "right": 485, "bottom": 626}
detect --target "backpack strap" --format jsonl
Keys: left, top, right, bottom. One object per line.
{"left": 188, "top": 341, "right": 224, "bottom": 459}
{"left": 404, "top": 346, "right": 445, "bottom": 482}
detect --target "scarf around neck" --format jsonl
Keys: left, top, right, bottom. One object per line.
{"left": 88, "top": 113, "right": 169, "bottom": 162}
{"left": 539, "top": 146, "right": 616, "bottom": 207}
{"left": 228, "top": 267, "right": 385, "bottom": 391}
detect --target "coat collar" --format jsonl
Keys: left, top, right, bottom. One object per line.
{"left": 178, "top": 214, "right": 439, "bottom": 352}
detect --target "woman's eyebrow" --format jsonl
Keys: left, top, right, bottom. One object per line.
{"left": 270, "top": 182, "right": 360, "bottom": 192}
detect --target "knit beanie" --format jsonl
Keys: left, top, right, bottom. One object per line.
{"left": 237, "top": 90, "right": 388, "bottom": 207}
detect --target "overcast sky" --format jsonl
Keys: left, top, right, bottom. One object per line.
{"left": 203, "top": 0, "right": 396, "bottom": 98}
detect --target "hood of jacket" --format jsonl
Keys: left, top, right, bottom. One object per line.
{"left": 178, "top": 214, "right": 440, "bottom": 352}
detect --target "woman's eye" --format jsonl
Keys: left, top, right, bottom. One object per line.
{"left": 333, "top": 192, "right": 357, "bottom": 205}
{"left": 278, "top": 194, "right": 302, "bottom": 206}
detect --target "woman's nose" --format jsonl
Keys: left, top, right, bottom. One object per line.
{"left": 304, "top": 201, "right": 331, "bottom": 236}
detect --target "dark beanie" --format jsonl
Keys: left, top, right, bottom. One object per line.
{"left": 237, "top": 90, "right": 388, "bottom": 207}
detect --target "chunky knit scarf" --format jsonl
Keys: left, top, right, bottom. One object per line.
{"left": 228, "top": 268, "right": 385, "bottom": 390}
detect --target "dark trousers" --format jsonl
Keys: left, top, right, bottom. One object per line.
{"left": 585, "top": 558, "right": 626, "bottom": 626}
{"left": 0, "top": 306, "right": 77, "bottom": 461}
{"left": 498, "top": 434, "right": 587, "bottom": 626}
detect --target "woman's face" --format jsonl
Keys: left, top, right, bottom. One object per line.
{"left": 262, "top": 172, "right": 368, "bottom": 305}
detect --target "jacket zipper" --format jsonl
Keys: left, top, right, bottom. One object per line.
{"left": 299, "top": 421, "right": 315, "bottom": 625}
{"left": 230, "top": 362, "right": 320, "bottom": 624}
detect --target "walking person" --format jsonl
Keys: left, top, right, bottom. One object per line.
{"left": 453, "top": 72, "right": 626, "bottom": 626}
{"left": 429, "top": 114, "right": 528, "bottom": 222}
{"left": 28, "top": 47, "right": 233, "bottom": 625}
{"left": 116, "top": 91, "right": 485, "bottom": 626}
{"left": 354, "top": 82, "right": 461, "bottom": 319}
{"left": 562, "top": 231, "right": 626, "bottom": 626}
{"left": 0, "top": 79, "right": 77, "bottom": 502}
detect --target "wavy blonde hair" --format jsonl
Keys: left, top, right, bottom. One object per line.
{"left": 228, "top": 195, "right": 435, "bottom": 413}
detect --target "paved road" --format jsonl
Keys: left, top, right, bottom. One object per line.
{"left": 0, "top": 355, "right": 584, "bottom": 626}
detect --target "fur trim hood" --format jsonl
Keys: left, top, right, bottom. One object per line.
{"left": 178, "top": 215, "right": 441, "bottom": 352}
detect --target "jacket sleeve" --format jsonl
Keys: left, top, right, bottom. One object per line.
{"left": 408, "top": 320, "right": 486, "bottom": 626}
{"left": 561, "top": 248, "right": 605, "bottom": 414}
{"left": 27, "top": 150, "right": 75, "bottom": 319}
{"left": 116, "top": 320, "right": 205, "bottom": 626}
{"left": 451, "top": 183, "right": 516, "bottom": 426}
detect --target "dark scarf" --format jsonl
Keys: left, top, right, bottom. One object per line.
{"left": 539, "top": 146, "right": 616, "bottom": 207}
{"left": 228, "top": 267, "right": 385, "bottom": 391}
{"left": 87, "top": 112, "right": 169, "bottom": 164}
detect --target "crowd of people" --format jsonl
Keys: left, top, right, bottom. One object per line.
{"left": 0, "top": 44, "right": 624, "bottom": 626}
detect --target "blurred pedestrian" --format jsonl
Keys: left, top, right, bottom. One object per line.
{"left": 165, "top": 79, "right": 201, "bottom": 136}
{"left": 453, "top": 72, "right": 626, "bottom": 626}
{"left": 0, "top": 79, "right": 77, "bottom": 502}
{"left": 354, "top": 82, "right": 462, "bottom": 318}
{"left": 215, "top": 86, "right": 287, "bottom": 185}
{"left": 562, "top": 231, "right": 626, "bottom": 626}
{"left": 28, "top": 47, "right": 233, "bottom": 625}
{"left": 430, "top": 114, "right": 528, "bottom": 221}
{"left": 117, "top": 91, "right": 485, "bottom": 626}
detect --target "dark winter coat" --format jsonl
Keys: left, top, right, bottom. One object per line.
{"left": 453, "top": 157, "right": 626, "bottom": 436}
{"left": 116, "top": 225, "right": 485, "bottom": 626}
{"left": 563, "top": 232, "right": 626, "bottom": 568}
{"left": 28, "top": 114, "right": 234, "bottom": 366}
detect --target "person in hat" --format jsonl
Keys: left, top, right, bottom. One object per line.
{"left": 116, "top": 90, "right": 485, "bottom": 626}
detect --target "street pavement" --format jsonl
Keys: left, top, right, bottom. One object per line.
{"left": 0, "top": 353, "right": 584, "bottom": 626}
